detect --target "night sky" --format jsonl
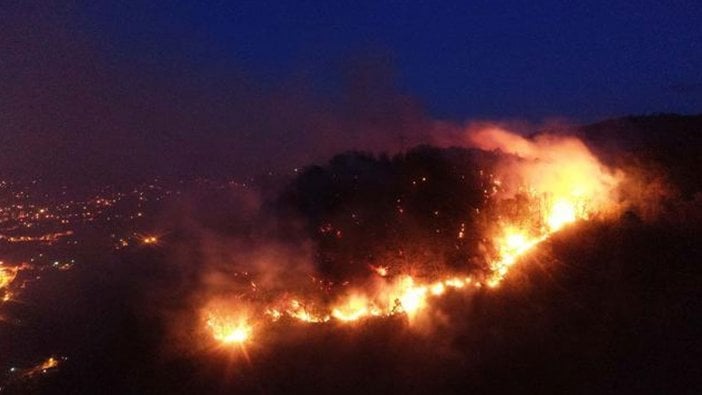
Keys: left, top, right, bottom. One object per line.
{"left": 2, "top": 1, "right": 701, "bottom": 181}
{"left": 80, "top": 0, "right": 702, "bottom": 119}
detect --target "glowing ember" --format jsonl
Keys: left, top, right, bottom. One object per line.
{"left": 369, "top": 265, "right": 389, "bottom": 277}
{"left": 142, "top": 236, "right": 158, "bottom": 245}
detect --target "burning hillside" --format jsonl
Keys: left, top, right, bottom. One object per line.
{"left": 191, "top": 127, "right": 626, "bottom": 351}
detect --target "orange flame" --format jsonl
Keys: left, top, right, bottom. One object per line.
{"left": 205, "top": 311, "right": 253, "bottom": 345}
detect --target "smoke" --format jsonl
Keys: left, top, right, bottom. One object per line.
{"left": 0, "top": 2, "right": 430, "bottom": 185}
{"left": 4, "top": 115, "right": 698, "bottom": 393}
{"left": 128, "top": 183, "right": 324, "bottom": 357}
{"left": 471, "top": 125, "right": 623, "bottom": 214}
{"left": 432, "top": 122, "right": 625, "bottom": 212}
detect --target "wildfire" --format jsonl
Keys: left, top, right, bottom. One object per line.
{"left": 199, "top": 129, "right": 624, "bottom": 351}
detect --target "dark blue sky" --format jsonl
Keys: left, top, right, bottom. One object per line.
{"left": 80, "top": 0, "right": 702, "bottom": 121}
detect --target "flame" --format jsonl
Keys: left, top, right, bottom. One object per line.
{"left": 205, "top": 311, "right": 253, "bottom": 345}
{"left": 466, "top": 128, "right": 623, "bottom": 286}
{"left": 467, "top": 128, "right": 620, "bottom": 200}
{"left": 331, "top": 295, "right": 380, "bottom": 321}
{"left": 546, "top": 198, "right": 577, "bottom": 231}
{"left": 487, "top": 227, "right": 544, "bottom": 287}
{"left": 392, "top": 276, "right": 428, "bottom": 318}
{"left": 327, "top": 276, "right": 430, "bottom": 322}
{"left": 281, "top": 299, "right": 329, "bottom": 323}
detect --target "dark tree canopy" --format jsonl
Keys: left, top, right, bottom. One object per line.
{"left": 277, "top": 146, "right": 504, "bottom": 280}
